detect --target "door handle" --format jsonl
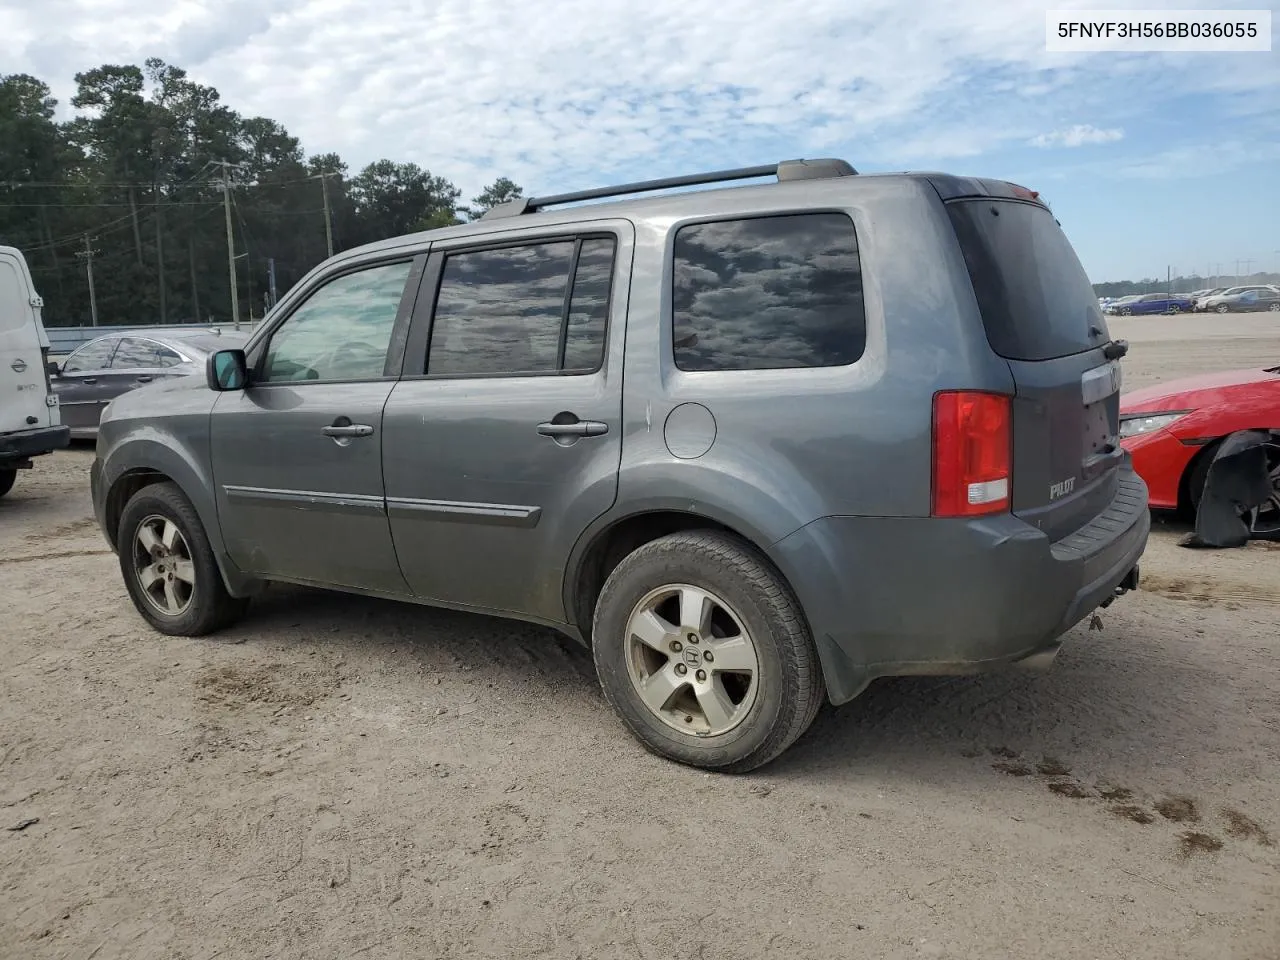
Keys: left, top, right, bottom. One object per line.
{"left": 537, "top": 420, "right": 608, "bottom": 438}
{"left": 322, "top": 424, "right": 374, "bottom": 438}
{"left": 135, "top": 375, "right": 153, "bottom": 383}
{"left": 82, "top": 378, "right": 97, "bottom": 385}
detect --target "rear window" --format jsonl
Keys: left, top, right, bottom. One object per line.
{"left": 946, "top": 199, "right": 1107, "bottom": 362}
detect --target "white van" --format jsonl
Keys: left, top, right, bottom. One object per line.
{"left": 1, "top": 246, "right": 69, "bottom": 499}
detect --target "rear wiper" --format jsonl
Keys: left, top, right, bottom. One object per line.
{"left": 1102, "top": 339, "right": 1129, "bottom": 361}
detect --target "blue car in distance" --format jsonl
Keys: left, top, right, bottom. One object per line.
{"left": 1109, "top": 292, "right": 1195, "bottom": 316}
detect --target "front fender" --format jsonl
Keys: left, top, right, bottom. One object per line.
{"left": 96, "top": 427, "right": 258, "bottom": 597}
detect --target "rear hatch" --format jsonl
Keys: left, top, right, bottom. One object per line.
{"left": 945, "top": 194, "right": 1124, "bottom": 541}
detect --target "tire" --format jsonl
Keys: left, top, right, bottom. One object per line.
{"left": 591, "top": 530, "right": 824, "bottom": 773}
{"left": 1185, "top": 440, "right": 1219, "bottom": 513}
{"left": 0, "top": 469, "right": 15, "bottom": 499}
{"left": 1216, "top": 303, "right": 1230, "bottom": 314}
{"left": 117, "top": 481, "right": 249, "bottom": 636}
{"left": 1269, "top": 302, "right": 1280, "bottom": 312}
{"left": 1167, "top": 305, "right": 1180, "bottom": 315}
{"left": 1120, "top": 307, "right": 1132, "bottom": 316}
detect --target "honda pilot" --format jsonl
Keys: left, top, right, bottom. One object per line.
{"left": 90, "top": 158, "right": 1148, "bottom": 771}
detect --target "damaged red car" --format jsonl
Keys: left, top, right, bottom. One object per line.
{"left": 1120, "top": 364, "right": 1280, "bottom": 538}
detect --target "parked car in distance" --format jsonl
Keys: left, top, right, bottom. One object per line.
{"left": 1228, "top": 286, "right": 1280, "bottom": 313}
{"left": 1108, "top": 292, "right": 1194, "bottom": 316}
{"left": 50, "top": 329, "right": 249, "bottom": 438}
{"left": 1121, "top": 363, "right": 1280, "bottom": 535}
{"left": 1103, "top": 295, "right": 1140, "bottom": 315}
{"left": 90, "top": 158, "right": 1148, "bottom": 772}
{"left": 1, "top": 245, "right": 69, "bottom": 499}
{"left": 1197, "top": 285, "right": 1280, "bottom": 314}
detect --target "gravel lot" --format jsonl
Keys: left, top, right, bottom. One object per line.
{"left": 2, "top": 314, "right": 1278, "bottom": 960}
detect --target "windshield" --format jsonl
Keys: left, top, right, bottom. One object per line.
{"left": 946, "top": 198, "right": 1108, "bottom": 362}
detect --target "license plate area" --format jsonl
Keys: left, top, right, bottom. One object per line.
{"left": 1081, "top": 361, "right": 1122, "bottom": 470}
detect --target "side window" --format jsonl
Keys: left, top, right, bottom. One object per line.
{"left": 671, "top": 213, "right": 866, "bottom": 372}
{"left": 261, "top": 261, "right": 412, "bottom": 383}
{"left": 426, "top": 237, "right": 616, "bottom": 377}
{"left": 562, "top": 238, "right": 616, "bottom": 372}
{"left": 152, "top": 345, "right": 185, "bottom": 367}
{"left": 111, "top": 338, "right": 177, "bottom": 369}
{"left": 63, "top": 338, "right": 117, "bottom": 373}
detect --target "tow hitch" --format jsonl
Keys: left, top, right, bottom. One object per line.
{"left": 1099, "top": 565, "right": 1140, "bottom": 610}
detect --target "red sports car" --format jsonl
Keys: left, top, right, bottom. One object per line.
{"left": 1120, "top": 364, "right": 1280, "bottom": 535}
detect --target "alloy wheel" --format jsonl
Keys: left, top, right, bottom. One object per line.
{"left": 624, "top": 584, "right": 760, "bottom": 737}
{"left": 131, "top": 514, "right": 196, "bottom": 616}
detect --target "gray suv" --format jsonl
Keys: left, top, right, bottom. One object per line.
{"left": 90, "top": 159, "right": 1149, "bottom": 771}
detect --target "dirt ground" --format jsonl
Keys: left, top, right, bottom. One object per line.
{"left": 2, "top": 314, "right": 1278, "bottom": 960}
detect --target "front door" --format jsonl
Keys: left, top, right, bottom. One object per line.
{"left": 382, "top": 226, "right": 630, "bottom": 623}
{"left": 209, "top": 257, "right": 420, "bottom": 594}
{"left": 53, "top": 336, "right": 120, "bottom": 435}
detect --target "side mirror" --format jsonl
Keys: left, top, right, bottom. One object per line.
{"left": 46, "top": 360, "right": 61, "bottom": 378}
{"left": 206, "top": 349, "right": 249, "bottom": 391}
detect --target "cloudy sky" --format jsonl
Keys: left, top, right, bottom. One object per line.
{"left": 3, "top": 0, "right": 1277, "bottom": 281}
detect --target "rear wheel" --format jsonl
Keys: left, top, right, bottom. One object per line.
{"left": 591, "top": 530, "right": 824, "bottom": 773}
{"left": 0, "top": 468, "right": 15, "bottom": 499}
{"left": 118, "top": 482, "right": 249, "bottom": 636}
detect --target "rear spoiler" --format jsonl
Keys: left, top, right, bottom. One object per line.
{"left": 923, "top": 175, "right": 1048, "bottom": 207}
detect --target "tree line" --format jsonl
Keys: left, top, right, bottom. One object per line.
{"left": 1, "top": 60, "right": 522, "bottom": 327}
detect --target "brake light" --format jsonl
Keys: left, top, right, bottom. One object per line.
{"left": 932, "top": 391, "right": 1012, "bottom": 517}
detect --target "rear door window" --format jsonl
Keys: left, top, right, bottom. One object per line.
{"left": 425, "top": 236, "right": 617, "bottom": 377}
{"left": 946, "top": 199, "right": 1107, "bottom": 362}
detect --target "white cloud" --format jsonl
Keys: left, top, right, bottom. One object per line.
{"left": 1, "top": 0, "right": 1276, "bottom": 197}
{"left": 1029, "top": 125, "right": 1125, "bottom": 148}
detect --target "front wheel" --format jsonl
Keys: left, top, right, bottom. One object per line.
{"left": 1269, "top": 302, "right": 1280, "bottom": 312}
{"left": 1167, "top": 305, "right": 1181, "bottom": 314}
{"left": 591, "top": 530, "right": 824, "bottom": 773}
{"left": 1216, "top": 303, "right": 1230, "bottom": 314}
{"left": 117, "top": 481, "right": 249, "bottom": 636}
{"left": 0, "top": 468, "right": 15, "bottom": 499}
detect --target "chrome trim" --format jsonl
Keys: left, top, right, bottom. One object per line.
{"left": 1081, "top": 360, "right": 1122, "bottom": 406}
{"left": 222, "top": 484, "right": 386, "bottom": 515}
{"left": 386, "top": 496, "right": 542, "bottom": 528}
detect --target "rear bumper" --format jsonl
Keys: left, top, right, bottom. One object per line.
{"left": 772, "top": 466, "right": 1150, "bottom": 704}
{"left": 0, "top": 425, "right": 71, "bottom": 464}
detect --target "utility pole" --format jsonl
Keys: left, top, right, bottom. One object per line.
{"left": 216, "top": 161, "right": 242, "bottom": 326}
{"left": 75, "top": 235, "right": 99, "bottom": 327}
{"left": 1242, "top": 259, "right": 1253, "bottom": 278}
{"left": 311, "top": 172, "right": 337, "bottom": 258}
{"left": 267, "top": 257, "right": 279, "bottom": 309}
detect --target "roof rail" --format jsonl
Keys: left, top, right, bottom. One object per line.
{"left": 480, "top": 158, "right": 858, "bottom": 220}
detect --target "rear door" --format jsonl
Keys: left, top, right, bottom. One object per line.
{"left": 0, "top": 251, "right": 57, "bottom": 436}
{"left": 381, "top": 224, "right": 629, "bottom": 623}
{"left": 946, "top": 197, "right": 1124, "bottom": 541}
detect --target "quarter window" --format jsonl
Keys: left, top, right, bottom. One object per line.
{"left": 261, "top": 261, "right": 412, "bottom": 382}
{"left": 671, "top": 213, "right": 866, "bottom": 372}
{"left": 426, "top": 237, "right": 616, "bottom": 377}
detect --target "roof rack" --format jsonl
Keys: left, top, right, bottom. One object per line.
{"left": 480, "top": 158, "right": 858, "bottom": 220}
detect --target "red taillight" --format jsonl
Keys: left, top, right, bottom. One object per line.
{"left": 1008, "top": 183, "right": 1041, "bottom": 202}
{"left": 932, "top": 391, "right": 1012, "bottom": 517}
